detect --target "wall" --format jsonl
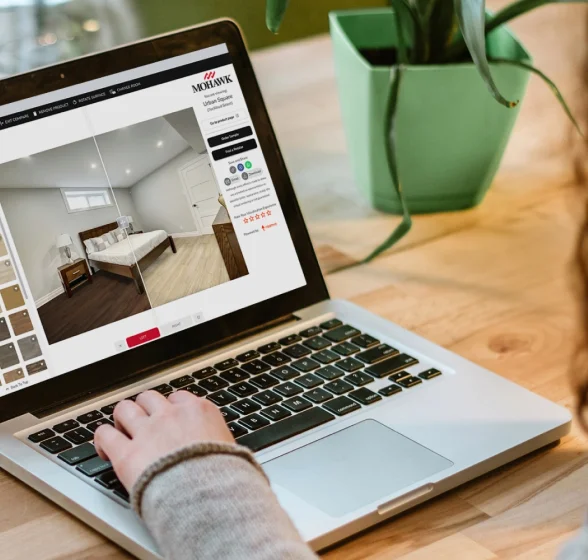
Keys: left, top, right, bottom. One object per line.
{"left": 164, "top": 109, "right": 206, "bottom": 154}
{"left": 0, "top": 187, "right": 139, "bottom": 303}
{"left": 130, "top": 149, "right": 200, "bottom": 235}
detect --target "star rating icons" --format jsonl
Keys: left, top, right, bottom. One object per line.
{"left": 255, "top": 214, "right": 260, "bottom": 220}
{"left": 261, "top": 211, "right": 266, "bottom": 218}
{"left": 243, "top": 217, "right": 249, "bottom": 224}
{"left": 267, "top": 209, "right": 272, "bottom": 216}
{"left": 243, "top": 209, "right": 273, "bottom": 225}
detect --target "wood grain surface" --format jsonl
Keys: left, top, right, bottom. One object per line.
{"left": 0, "top": 9, "right": 587, "bottom": 558}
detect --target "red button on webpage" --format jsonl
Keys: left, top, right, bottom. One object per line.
{"left": 126, "top": 327, "right": 161, "bottom": 348}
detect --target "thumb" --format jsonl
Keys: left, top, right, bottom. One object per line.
{"left": 94, "top": 424, "right": 131, "bottom": 463}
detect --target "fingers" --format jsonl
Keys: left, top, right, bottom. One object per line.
{"left": 94, "top": 424, "right": 130, "bottom": 462}
{"left": 135, "top": 390, "right": 169, "bottom": 415}
{"left": 113, "top": 399, "right": 149, "bottom": 437}
{"left": 168, "top": 390, "right": 200, "bottom": 406}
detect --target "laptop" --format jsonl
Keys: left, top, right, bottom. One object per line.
{"left": 0, "top": 19, "right": 571, "bottom": 559}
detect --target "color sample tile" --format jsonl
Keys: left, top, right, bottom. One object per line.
{"left": 0, "top": 341, "right": 19, "bottom": 369}
{"left": 0, "top": 235, "right": 7, "bottom": 258}
{"left": 18, "top": 335, "right": 41, "bottom": 361}
{"left": 0, "top": 317, "right": 10, "bottom": 342}
{"left": 0, "top": 260, "right": 16, "bottom": 286}
{"left": 3, "top": 368, "right": 24, "bottom": 384}
{"left": 9, "top": 310, "right": 33, "bottom": 336}
{"left": 0, "top": 285, "right": 24, "bottom": 311}
{"left": 26, "top": 360, "right": 47, "bottom": 375}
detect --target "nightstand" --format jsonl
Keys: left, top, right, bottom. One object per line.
{"left": 58, "top": 258, "right": 92, "bottom": 298}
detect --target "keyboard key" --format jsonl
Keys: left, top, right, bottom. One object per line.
{"left": 389, "top": 371, "right": 411, "bottom": 382}
{"left": 332, "top": 342, "right": 360, "bottom": 356}
{"left": 236, "top": 349, "right": 260, "bottom": 362}
{"left": 292, "top": 358, "right": 320, "bottom": 373}
{"left": 272, "top": 365, "right": 299, "bottom": 381}
{"left": 323, "top": 325, "right": 361, "bottom": 343}
{"left": 28, "top": 429, "right": 55, "bottom": 443}
{"left": 349, "top": 388, "right": 382, "bottom": 405}
{"left": 260, "top": 405, "right": 291, "bottom": 422}
{"left": 112, "top": 483, "right": 130, "bottom": 502}
{"left": 228, "top": 422, "right": 248, "bottom": 438}
{"left": 169, "top": 375, "right": 193, "bottom": 389}
{"left": 77, "top": 456, "right": 113, "bottom": 477}
{"left": 228, "top": 382, "right": 258, "bottom": 398}
{"left": 237, "top": 408, "right": 335, "bottom": 452}
{"left": 278, "top": 334, "right": 302, "bottom": 346}
{"left": 53, "top": 419, "right": 80, "bottom": 434}
{"left": 77, "top": 410, "right": 103, "bottom": 424}
{"left": 58, "top": 442, "right": 97, "bottom": 466}
{"left": 313, "top": 349, "right": 340, "bottom": 364}
{"left": 183, "top": 384, "right": 207, "bottom": 397}
{"left": 258, "top": 341, "right": 281, "bottom": 354}
{"left": 250, "top": 373, "right": 279, "bottom": 389}
{"left": 305, "top": 387, "right": 334, "bottom": 404}
{"left": 351, "top": 334, "right": 380, "bottom": 348}
{"left": 303, "top": 336, "right": 331, "bottom": 351}
{"left": 220, "top": 407, "right": 240, "bottom": 422}
{"left": 420, "top": 368, "right": 442, "bottom": 380}
{"left": 282, "top": 396, "right": 312, "bottom": 413}
{"left": 239, "top": 413, "right": 270, "bottom": 431}
{"left": 365, "top": 353, "right": 419, "bottom": 378}
{"left": 356, "top": 344, "right": 398, "bottom": 364}
{"left": 299, "top": 326, "right": 322, "bottom": 337}
{"left": 316, "top": 365, "right": 344, "bottom": 381}
{"left": 95, "top": 470, "right": 120, "bottom": 489}
{"left": 345, "top": 371, "right": 374, "bottom": 387}
{"left": 231, "top": 398, "right": 261, "bottom": 415}
{"left": 325, "top": 379, "right": 354, "bottom": 395}
{"left": 379, "top": 384, "right": 402, "bottom": 397}
{"left": 215, "top": 358, "right": 239, "bottom": 371}
{"left": 40, "top": 436, "right": 72, "bottom": 454}
{"left": 252, "top": 390, "right": 282, "bottom": 406}
{"left": 87, "top": 419, "right": 114, "bottom": 433}
{"left": 151, "top": 384, "right": 173, "bottom": 396}
{"left": 207, "top": 390, "right": 237, "bottom": 406}
{"left": 63, "top": 427, "right": 93, "bottom": 445}
{"left": 220, "top": 368, "right": 250, "bottom": 384}
{"left": 262, "top": 352, "right": 291, "bottom": 367}
{"left": 319, "top": 319, "right": 343, "bottom": 330}
{"left": 241, "top": 359, "right": 271, "bottom": 375}
{"left": 335, "top": 357, "right": 363, "bottom": 373}
{"left": 295, "top": 373, "right": 323, "bottom": 389}
{"left": 100, "top": 403, "right": 118, "bottom": 416}
{"left": 193, "top": 366, "right": 216, "bottom": 380}
{"left": 275, "top": 382, "right": 303, "bottom": 398}
{"left": 199, "top": 376, "right": 229, "bottom": 392}
{"left": 396, "top": 376, "right": 423, "bottom": 388}
{"left": 323, "top": 396, "right": 361, "bottom": 416}
{"left": 282, "top": 344, "right": 311, "bottom": 359}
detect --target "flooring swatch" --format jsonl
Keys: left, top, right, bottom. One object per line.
{"left": 0, "top": 341, "right": 18, "bottom": 369}
{"left": 9, "top": 310, "right": 33, "bottom": 336}
{"left": 0, "top": 260, "right": 16, "bottom": 286}
{"left": 18, "top": 335, "right": 41, "bottom": 361}
{"left": 3, "top": 368, "right": 24, "bottom": 384}
{"left": 26, "top": 360, "right": 47, "bottom": 375}
{"left": 1, "top": 285, "right": 24, "bottom": 311}
{"left": 0, "top": 317, "right": 10, "bottom": 342}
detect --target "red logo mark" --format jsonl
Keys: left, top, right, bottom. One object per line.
{"left": 204, "top": 71, "right": 216, "bottom": 80}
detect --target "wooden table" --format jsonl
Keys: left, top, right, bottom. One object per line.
{"left": 2, "top": 26, "right": 588, "bottom": 559}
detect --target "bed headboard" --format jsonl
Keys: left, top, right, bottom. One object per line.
{"left": 79, "top": 221, "right": 119, "bottom": 248}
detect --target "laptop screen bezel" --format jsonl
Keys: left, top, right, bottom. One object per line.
{"left": 0, "top": 20, "right": 329, "bottom": 423}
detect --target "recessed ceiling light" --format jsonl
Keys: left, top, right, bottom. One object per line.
{"left": 91, "top": 163, "right": 97, "bottom": 169}
{"left": 125, "top": 169, "right": 131, "bottom": 175}
{"left": 82, "top": 19, "right": 101, "bottom": 33}
{"left": 157, "top": 140, "right": 163, "bottom": 147}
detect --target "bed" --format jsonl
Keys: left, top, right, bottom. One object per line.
{"left": 79, "top": 222, "right": 176, "bottom": 294}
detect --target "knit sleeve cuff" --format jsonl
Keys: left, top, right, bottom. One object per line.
{"left": 130, "top": 441, "right": 266, "bottom": 517}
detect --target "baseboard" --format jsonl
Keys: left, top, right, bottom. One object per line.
{"left": 171, "top": 232, "right": 201, "bottom": 238}
{"left": 35, "top": 286, "right": 64, "bottom": 307}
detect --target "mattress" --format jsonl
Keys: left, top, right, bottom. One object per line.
{"left": 89, "top": 230, "right": 168, "bottom": 266}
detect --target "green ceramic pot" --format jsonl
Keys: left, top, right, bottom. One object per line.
{"left": 329, "top": 8, "right": 531, "bottom": 214}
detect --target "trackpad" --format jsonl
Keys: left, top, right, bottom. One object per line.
{"left": 263, "top": 420, "right": 453, "bottom": 518}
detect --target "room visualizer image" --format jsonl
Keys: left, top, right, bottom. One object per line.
{"left": 0, "top": 108, "right": 249, "bottom": 346}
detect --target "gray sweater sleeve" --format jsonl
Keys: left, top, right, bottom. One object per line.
{"left": 131, "top": 442, "right": 318, "bottom": 560}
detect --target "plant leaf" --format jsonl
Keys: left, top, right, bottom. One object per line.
{"left": 427, "top": 0, "right": 459, "bottom": 63}
{"left": 266, "top": 0, "right": 290, "bottom": 33}
{"left": 387, "top": 0, "right": 410, "bottom": 63}
{"left": 454, "top": 0, "right": 518, "bottom": 108}
{"left": 490, "top": 57, "right": 584, "bottom": 136}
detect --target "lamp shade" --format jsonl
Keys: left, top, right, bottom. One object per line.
{"left": 116, "top": 215, "right": 130, "bottom": 229}
{"left": 56, "top": 233, "right": 72, "bottom": 248}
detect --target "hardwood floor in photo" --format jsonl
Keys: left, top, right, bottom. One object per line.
{"left": 140, "top": 235, "right": 231, "bottom": 308}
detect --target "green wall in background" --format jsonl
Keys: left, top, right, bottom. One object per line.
{"left": 135, "top": 0, "right": 385, "bottom": 50}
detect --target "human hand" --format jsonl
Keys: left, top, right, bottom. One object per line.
{"left": 94, "top": 390, "right": 234, "bottom": 491}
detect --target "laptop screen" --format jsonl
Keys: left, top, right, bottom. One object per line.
{"left": 0, "top": 43, "right": 306, "bottom": 397}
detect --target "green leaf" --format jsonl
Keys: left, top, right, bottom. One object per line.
{"left": 427, "top": 0, "right": 459, "bottom": 63}
{"left": 266, "top": 0, "right": 290, "bottom": 33}
{"left": 387, "top": 0, "right": 411, "bottom": 63}
{"left": 489, "top": 57, "right": 584, "bottom": 136}
{"left": 454, "top": 0, "right": 518, "bottom": 108}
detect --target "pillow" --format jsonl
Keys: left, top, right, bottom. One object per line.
{"left": 83, "top": 239, "right": 96, "bottom": 254}
{"left": 91, "top": 236, "right": 107, "bottom": 252}
{"left": 113, "top": 227, "right": 126, "bottom": 242}
{"left": 103, "top": 231, "right": 116, "bottom": 245}
{"left": 116, "top": 233, "right": 125, "bottom": 242}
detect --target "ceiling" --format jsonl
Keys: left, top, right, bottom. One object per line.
{"left": 0, "top": 110, "right": 202, "bottom": 189}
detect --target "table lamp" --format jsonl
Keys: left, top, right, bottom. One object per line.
{"left": 57, "top": 233, "right": 73, "bottom": 263}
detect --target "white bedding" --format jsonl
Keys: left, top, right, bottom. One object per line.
{"left": 89, "top": 230, "right": 168, "bottom": 266}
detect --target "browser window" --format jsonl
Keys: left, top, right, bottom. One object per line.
{"left": 0, "top": 44, "right": 306, "bottom": 397}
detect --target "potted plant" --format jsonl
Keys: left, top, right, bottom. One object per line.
{"left": 265, "top": 0, "right": 583, "bottom": 261}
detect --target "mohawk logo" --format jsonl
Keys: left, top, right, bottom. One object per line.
{"left": 192, "top": 73, "right": 233, "bottom": 93}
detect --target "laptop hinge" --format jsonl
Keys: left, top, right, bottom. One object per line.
{"left": 35, "top": 313, "right": 300, "bottom": 418}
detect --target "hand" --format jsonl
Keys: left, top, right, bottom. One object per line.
{"left": 94, "top": 390, "right": 234, "bottom": 491}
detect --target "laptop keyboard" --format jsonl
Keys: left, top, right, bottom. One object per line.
{"left": 25, "top": 318, "right": 443, "bottom": 505}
